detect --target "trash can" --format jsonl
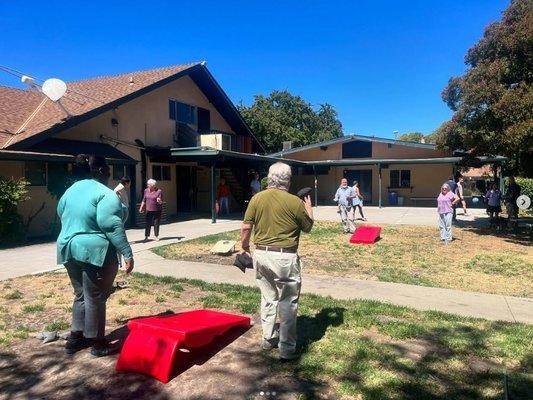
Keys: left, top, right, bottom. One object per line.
{"left": 388, "top": 191, "right": 398, "bottom": 206}
{"left": 398, "top": 196, "right": 404, "bottom": 206}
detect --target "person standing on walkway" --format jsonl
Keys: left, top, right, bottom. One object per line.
{"left": 217, "top": 177, "right": 231, "bottom": 215}
{"left": 456, "top": 177, "right": 468, "bottom": 216}
{"left": 437, "top": 183, "right": 460, "bottom": 244}
{"left": 240, "top": 162, "right": 314, "bottom": 360}
{"left": 114, "top": 176, "right": 131, "bottom": 222}
{"left": 139, "top": 179, "right": 163, "bottom": 241}
{"left": 334, "top": 178, "right": 356, "bottom": 233}
{"left": 485, "top": 182, "right": 502, "bottom": 225}
{"left": 250, "top": 172, "right": 261, "bottom": 196}
{"left": 446, "top": 176, "right": 458, "bottom": 221}
{"left": 352, "top": 180, "right": 367, "bottom": 221}
{"left": 57, "top": 155, "right": 134, "bottom": 357}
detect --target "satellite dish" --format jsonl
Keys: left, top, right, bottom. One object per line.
{"left": 42, "top": 78, "right": 67, "bottom": 102}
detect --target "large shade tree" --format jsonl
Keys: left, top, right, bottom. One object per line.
{"left": 435, "top": 0, "right": 533, "bottom": 176}
{"left": 238, "top": 90, "right": 343, "bottom": 153}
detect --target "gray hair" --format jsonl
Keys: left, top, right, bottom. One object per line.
{"left": 267, "top": 162, "right": 292, "bottom": 190}
{"left": 441, "top": 183, "right": 450, "bottom": 190}
{"left": 147, "top": 178, "right": 157, "bottom": 187}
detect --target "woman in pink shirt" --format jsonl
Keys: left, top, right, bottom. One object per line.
{"left": 139, "top": 179, "right": 163, "bottom": 241}
{"left": 437, "top": 183, "right": 460, "bottom": 244}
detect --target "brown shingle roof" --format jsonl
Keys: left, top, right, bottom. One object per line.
{"left": 0, "top": 63, "right": 201, "bottom": 149}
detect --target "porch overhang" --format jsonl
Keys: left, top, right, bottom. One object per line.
{"left": 306, "top": 156, "right": 508, "bottom": 167}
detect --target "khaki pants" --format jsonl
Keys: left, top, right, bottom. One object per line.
{"left": 254, "top": 249, "right": 301, "bottom": 357}
{"left": 339, "top": 205, "right": 355, "bottom": 233}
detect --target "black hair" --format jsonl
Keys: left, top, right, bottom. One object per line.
{"left": 120, "top": 176, "right": 131, "bottom": 185}
{"left": 87, "top": 155, "right": 110, "bottom": 183}
{"left": 72, "top": 154, "right": 90, "bottom": 180}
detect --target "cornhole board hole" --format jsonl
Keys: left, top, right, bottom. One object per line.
{"left": 116, "top": 309, "right": 251, "bottom": 383}
{"left": 210, "top": 240, "right": 237, "bottom": 254}
{"left": 349, "top": 226, "right": 381, "bottom": 244}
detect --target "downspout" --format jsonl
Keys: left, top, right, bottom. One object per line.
{"left": 313, "top": 165, "right": 318, "bottom": 207}
{"left": 378, "top": 163, "right": 382, "bottom": 208}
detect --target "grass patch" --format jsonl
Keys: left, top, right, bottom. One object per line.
{"left": 22, "top": 303, "right": 45, "bottom": 313}
{"left": 0, "top": 272, "right": 531, "bottom": 399}
{"left": 45, "top": 320, "right": 70, "bottom": 332}
{"left": 154, "top": 221, "right": 533, "bottom": 296}
{"left": 4, "top": 290, "right": 23, "bottom": 300}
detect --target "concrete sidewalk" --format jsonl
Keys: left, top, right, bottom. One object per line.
{"left": 0, "top": 218, "right": 241, "bottom": 281}
{"left": 135, "top": 250, "right": 532, "bottom": 324}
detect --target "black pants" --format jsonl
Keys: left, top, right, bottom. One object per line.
{"left": 65, "top": 247, "right": 118, "bottom": 340}
{"left": 145, "top": 210, "right": 162, "bottom": 237}
{"left": 354, "top": 205, "right": 365, "bottom": 219}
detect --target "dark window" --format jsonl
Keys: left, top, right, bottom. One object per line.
{"left": 169, "top": 100, "right": 197, "bottom": 124}
{"left": 152, "top": 165, "right": 171, "bottom": 181}
{"left": 112, "top": 164, "right": 126, "bottom": 181}
{"left": 342, "top": 140, "right": 372, "bottom": 158}
{"left": 25, "top": 161, "right": 46, "bottom": 186}
{"left": 390, "top": 170, "right": 411, "bottom": 188}
{"left": 300, "top": 166, "right": 329, "bottom": 175}
{"left": 197, "top": 107, "right": 210, "bottom": 133}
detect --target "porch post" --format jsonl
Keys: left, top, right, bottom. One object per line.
{"left": 378, "top": 163, "right": 382, "bottom": 208}
{"left": 128, "top": 163, "right": 137, "bottom": 228}
{"left": 498, "top": 163, "right": 504, "bottom": 192}
{"left": 211, "top": 164, "right": 217, "bottom": 223}
{"left": 313, "top": 165, "right": 318, "bottom": 208}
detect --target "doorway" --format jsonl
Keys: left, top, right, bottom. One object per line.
{"left": 176, "top": 166, "right": 196, "bottom": 212}
{"left": 344, "top": 169, "right": 372, "bottom": 203}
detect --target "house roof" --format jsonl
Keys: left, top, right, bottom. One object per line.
{"left": 269, "top": 134, "right": 437, "bottom": 157}
{"left": 1, "top": 63, "right": 264, "bottom": 152}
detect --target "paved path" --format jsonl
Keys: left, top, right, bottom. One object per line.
{"left": 0, "top": 218, "right": 241, "bottom": 281}
{"left": 135, "top": 251, "right": 532, "bottom": 324}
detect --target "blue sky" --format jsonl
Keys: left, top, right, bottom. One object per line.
{"left": 0, "top": 0, "right": 508, "bottom": 138}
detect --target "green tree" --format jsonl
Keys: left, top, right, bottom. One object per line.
{"left": 0, "top": 177, "right": 29, "bottom": 243}
{"left": 398, "top": 132, "right": 425, "bottom": 142}
{"left": 436, "top": 0, "right": 533, "bottom": 176}
{"left": 238, "top": 90, "right": 343, "bottom": 153}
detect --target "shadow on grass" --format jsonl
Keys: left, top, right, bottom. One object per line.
{"left": 454, "top": 217, "right": 533, "bottom": 246}
{"left": 298, "top": 306, "right": 346, "bottom": 354}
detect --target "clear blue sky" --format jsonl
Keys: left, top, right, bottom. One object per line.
{"left": 0, "top": 0, "right": 509, "bottom": 138}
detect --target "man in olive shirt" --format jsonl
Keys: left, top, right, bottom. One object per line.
{"left": 241, "top": 162, "right": 313, "bottom": 360}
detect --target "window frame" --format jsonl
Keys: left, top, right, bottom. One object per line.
{"left": 151, "top": 164, "right": 171, "bottom": 182}
{"left": 389, "top": 169, "right": 411, "bottom": 189}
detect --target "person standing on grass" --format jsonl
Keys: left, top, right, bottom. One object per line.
{"left": 456, "top": 177, "right": 468, "bottom": 216}
{"left": 437, "top": 183, "right": 460, "bottom": 244}
{"left": 505, "top": 176, "right": 521, "bottom": 221}
{"left": 217, "top": 177, "right": 231, "bottom": 215}
{"left": 485, "top": 182, "right": 503, "bottom": 225}
{"left": 57, "top": 155, "right": 134, "bottom": 357}
{"left": 139, "top": 179, "right": 163, "bottom": 241}
{"left": 352, "top": 180, "right": 367, "bottom": 221}
{"left": 240, "top": 162, "right": 314, "bottom": 361}
{"left": 334, "top": 178, "right": 356, "bottom": 233}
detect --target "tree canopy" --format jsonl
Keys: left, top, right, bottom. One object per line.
{"left": 397, "top": 132, "right": 437, "bottom": 143}
{"left": 238, "top": 90, "right": 343, "bottom": 153}
{"left": 435, "top": 0, "right": 533, "bottom": 175}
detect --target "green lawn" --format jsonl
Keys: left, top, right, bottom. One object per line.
{"left": 153, "top": 221, "right": 533, "bottom": 297}
{"left": 1, "top": 272, "right": 531, "bottom": 399}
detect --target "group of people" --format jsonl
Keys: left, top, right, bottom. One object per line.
{"left": 333, "top": 178, "right": 366, "bottom": 233}
{"left": 437, "top": 175, "right": 522, "bottom": 243}
{"left": 56, "top": 155, "right": 165, "bottom": 357}
{"left": 216, "top": 172, "right": 262, "bottom": 216}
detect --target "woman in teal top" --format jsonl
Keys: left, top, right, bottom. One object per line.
{"left": 57, "top": 155, "right": 134, "bottom": 357}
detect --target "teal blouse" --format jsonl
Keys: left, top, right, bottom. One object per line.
{"left": 57, "top": 179, "right": 133, "bottom": 267}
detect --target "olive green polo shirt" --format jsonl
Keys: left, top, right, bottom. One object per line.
{"left": 243, "top": 188, "right": 313, "bottom": 248}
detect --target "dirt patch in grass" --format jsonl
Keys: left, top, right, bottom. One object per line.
{"left": 0, "top": 272, "right": 531, "bottom": 399}
{"left": 153, "top": 221, "right": 533, "bottom": 297}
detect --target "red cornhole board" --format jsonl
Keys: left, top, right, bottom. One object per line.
{"left": 116, "top": 309, "right": 251, "bottom": 383}
{"left": 349, "top": 225, "right": 381, "bottom": 244}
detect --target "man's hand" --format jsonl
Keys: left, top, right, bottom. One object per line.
{"left": 124, "top": 258, "right": 134, "bottom": 274}
{"left": 240, "top": 223, "right": 253, "bottom": 255}
{"left": 304, "top": 195, "right": 314, "bottom": 219}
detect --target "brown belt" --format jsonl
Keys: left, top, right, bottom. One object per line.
{"left": 255, "top": 245, "right": 297, "bottom": 253}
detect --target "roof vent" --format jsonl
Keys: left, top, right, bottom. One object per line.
{"left": 129, "top": 76, "right": 134, "bottom": 85}
{"left": 282, "top": 141, "right": 292, "bottom": 151}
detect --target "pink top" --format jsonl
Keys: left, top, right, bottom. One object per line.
{"left": 142, "top": 188, "right": 163, "bottom": 212}
{"left": 437, "top": 191, "right": 455, "bottom": 214}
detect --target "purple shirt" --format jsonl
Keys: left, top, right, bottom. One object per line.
{"left": 485, "top": 189, "right": 502, "bottom": 207}
{"left": 142, "top": 188, "right": 163, "bottom": 212}
{"left": 437, "top": 191, "right": 455, "bottom": 214}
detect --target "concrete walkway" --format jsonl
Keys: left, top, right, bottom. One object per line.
{"left": 134, "top": 251, "right": 532, "bottom": 324}
{"left": 0, "top": 218, "right": 241, "bottom": 281}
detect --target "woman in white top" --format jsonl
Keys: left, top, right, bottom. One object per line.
{"left": 456, "top": 177, "right": 468, "bottom": 216}
{"left": 113, "top": 177, "right": 131, "bottom": 222}
{"left": 352, "top": 181, "right": 367, "bottom": 221}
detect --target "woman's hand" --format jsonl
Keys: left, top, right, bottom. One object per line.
{"left": 156, "top": 197, "right": 162, "bottom": 205}
{"left": 124, "top": 258, "right": 134, "bottom": 274}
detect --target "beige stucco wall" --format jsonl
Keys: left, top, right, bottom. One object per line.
{"left": 0, "top": 160, "right": 58, "bottom": 237}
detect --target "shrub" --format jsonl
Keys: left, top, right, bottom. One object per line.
{"left": 515, "top": 177, "right": 533, "bottom": 200}
{"left": 260, "top": 177, "right": 268, "bottom": 190}
{"left": 0, "top": 177, "right": 29, "bottom": 243}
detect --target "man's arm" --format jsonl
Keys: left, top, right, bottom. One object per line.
{"left": 240, "top": 223, "right": 252, "bottom": 255}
